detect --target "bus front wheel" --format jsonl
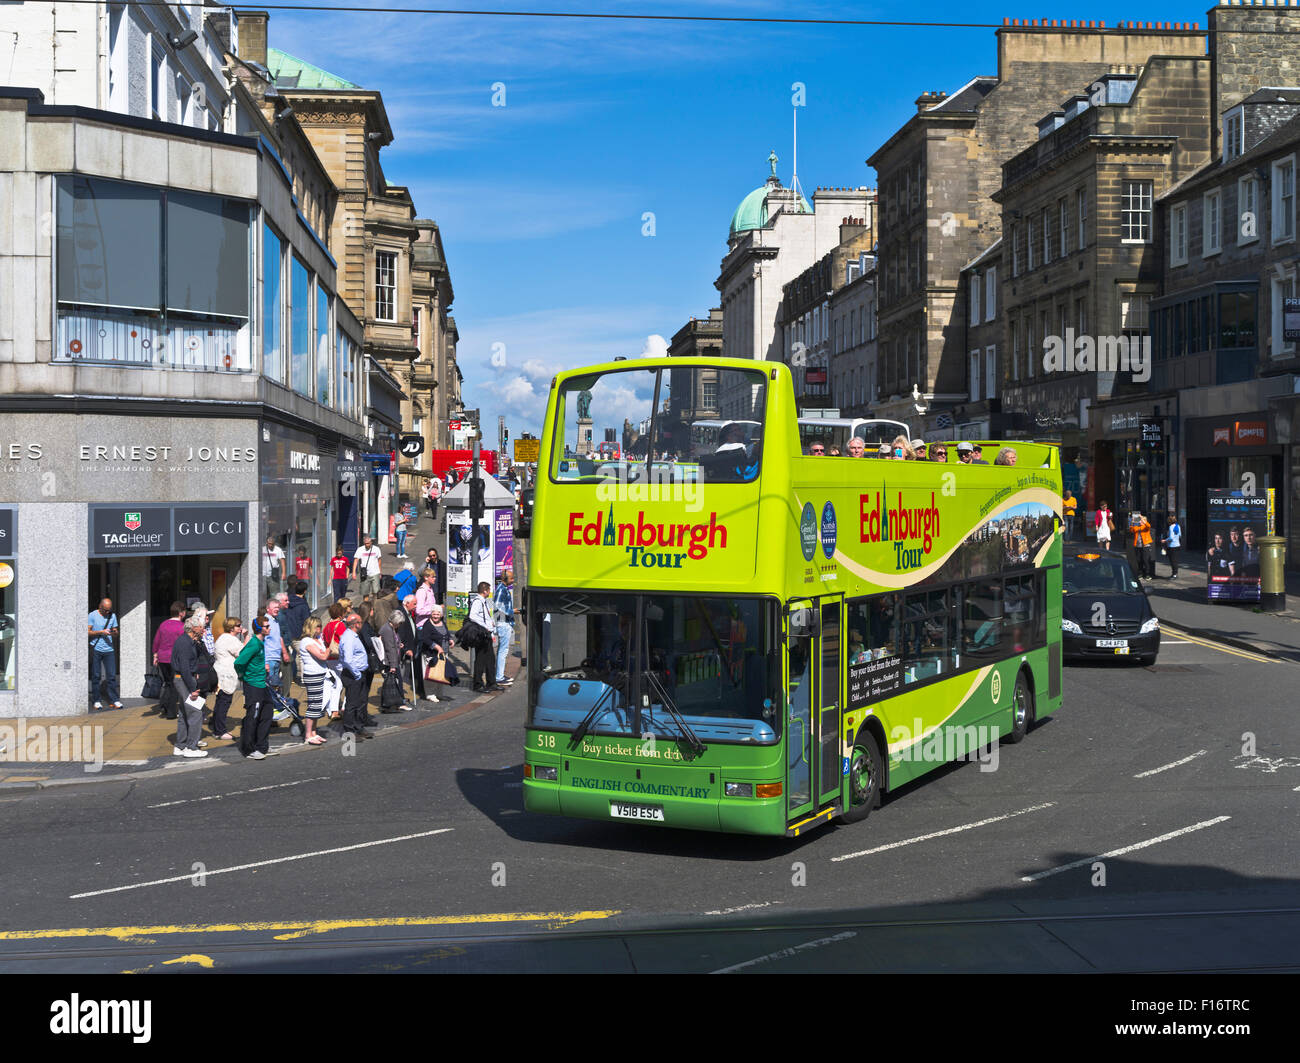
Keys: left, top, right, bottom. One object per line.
{"left": 1007, "top": 671, "right": 1034, "bottom": 744}
{"left": 839, "top": 730, "right": 883, "bottom": 824}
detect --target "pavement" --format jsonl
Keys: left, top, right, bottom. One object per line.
{"left": 0, "top": 506, "right": 523, "bottom": 789}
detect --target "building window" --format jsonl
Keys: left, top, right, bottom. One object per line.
{"left": 316, "top": 279, "right": 332, "bottom": 408}
{"left": 1009, "top": 320, "right": 1019, "bottom": 381}
{"left": 262, "top": 222, "right": 285, "bottom": 383}
{"left": 969, "top": 275, "right": 981, "bottom": 326}
{"left": 985, "top": 345, "right": 996, "bottom": 401}
{"left": 1170, "top": 203, "right": 1188, "bottom": 266}
{"left": 1027, "top": 216, "right": 1036, "bottom": 270}
{"left": 1271, "top": 271, "right": 1296, "bottom": 359}
{"left": 413, "top": 305, "right": 422, "bottom": 349}
{"left": 108, "top": 5, "right": 128, "bottom": 111}
{"left": 1239, "top": 175, "right": 1259, "bottom": 246}
{"left": 1122, "top": 180, "right": 1153, "bottom": 243}
{"left": 1219, "top": 291, "right": 1256, "bottom": 349}
{"left": 969, "top": 350, "right": 980, "bottom": 402}
{"left": 1011, "top": 223, "right": 1021, "bottom": 277}
{"left": 985, "top": 266, "right": 996, "bottom": 322}
{"left": 1042, "top": 207, "right": 1051, "bottom": 263}
{"left": 290, "top": 256, "right": 311, "bottom": 397}
{"left": 1059, "top": 199, "right": 1068, "bottom": 256}
{"left": 1273, "top": 157, "right": 1296, "bottom": 243}
{"left": 702, "top": 378, "right": 717, "bottom": 410}
{"left": 1225, "top": 110, "right": 1244, "bottom": 162}
{"left": 375, "top": 250, "right": 397, "bottom": 321}
{"left": 1203, "top": 189, "right": 1222, "bottom": 256}
{"left": 55, "top": 176, "right": 251, "bottom": 369}
{"left": 1026, "top": 315, "right": 1035, "bottom": 378}
{"left": 1077, "top": 187, "right": 1088, "bottom": 249}
{"left": 1076, "top": 297, "right": 1087, "bottom": 338}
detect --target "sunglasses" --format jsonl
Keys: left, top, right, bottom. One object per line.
{"left": 811, "top": 448, "right": 824, "bottom": 454}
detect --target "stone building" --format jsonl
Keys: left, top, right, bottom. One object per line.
{"left": 954, "top": 240, "right": 1003, "bottom": 442}
{"left": 714, "top": 156, "right": 873, "bottom": 419}
{"left": 829, "top": 252, "right": 878, "bottom": 421}
{"left": 995, "top": 55, "right": 1213, "bottom": 532}
{"left": 779, "top": 216, "right": 874, "bottom": 409}
{"left": 868, "top": 20, "right": 1206, "bottom": 425}
{"left": 667, "top": 309, "right": 724, "bottom": 424}
{"left": 238, "top": 12, "right": 459, "bottom": 524}
{"left": 0, "top": 6, "right": 365, "bottom": 715}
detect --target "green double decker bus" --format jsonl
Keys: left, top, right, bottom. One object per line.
{"left": 522, "top": 358, "right": 1063, "bottom": 837}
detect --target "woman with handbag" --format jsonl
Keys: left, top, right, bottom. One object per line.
{"left": 1095, "top": 500, "right": 1114, "bottom": 551}
{"left": 297, "top": 616, "right": 335, "bottom": 746}
{"left": 212, "top": 616, "right": 247, "bottom": 741}
{"left": 380, "top": 610, "right": 413, "bottom": 712}
{"left": 420, "top": 604, "right": 459, "bottom": 690}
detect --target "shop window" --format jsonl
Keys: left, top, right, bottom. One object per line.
{"left": 1219, "top": 291, "right": 1257, "bottom": 349}
{"left": 316, "top": 280, "right": 332, "bottom": 408}
{"left": 55, "top": 176, "right": 251, "bottom": 370}
{"left": 263, "top": 223, "right": 285, "bottom": 383}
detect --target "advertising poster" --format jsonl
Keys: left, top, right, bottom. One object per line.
{"left": 1206, "top": 490, "right": 1268, "bottom": 601}
{"left": 447, "top": 511, "right": 494, "bottom": 630}
{"left": 494, "top": 507, "right": 514, "bottom": 581}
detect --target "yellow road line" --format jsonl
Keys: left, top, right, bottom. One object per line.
{"left": 0, "top": 911, "right": 620, "bottom": 944}
{"left": 1167, "top": 630, "right": 1274, "bottom": 662}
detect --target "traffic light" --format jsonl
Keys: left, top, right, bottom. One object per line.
{"left": 503, "top": 427, "right": 509, "bottom": 444}
{"left": 469, "top": 476, "right": 485, "bottom": 522}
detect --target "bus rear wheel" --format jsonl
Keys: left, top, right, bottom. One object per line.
{"left": 1007, "top": 671, "right": 1034, "bottom": 744}
{"left": 839, "top": 730, "right": 882, "bottom": 824}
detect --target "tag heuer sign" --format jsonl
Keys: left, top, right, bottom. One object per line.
{"left": 399, "top": 434, "right": 424, "bottom": 458}
{"left": 449, "top": 421, "right": 462, "bottom": 431}
{"left": 124, "top": 512, "right": 142, "bottom": 531}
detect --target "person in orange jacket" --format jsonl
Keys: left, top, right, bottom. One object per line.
{"left": 1129, "top": 510, "right": 1154, "bottom": 580}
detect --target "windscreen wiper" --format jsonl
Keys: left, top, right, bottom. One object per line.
{"left": 568, "top": 674, "right": 625, "bottom": 749}
{"left": 641, "top": 670, "right": 706, "bottom": 758}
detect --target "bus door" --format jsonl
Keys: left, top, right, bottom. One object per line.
{"left": 785, "top": 598, "right": 844, "bottom": 824}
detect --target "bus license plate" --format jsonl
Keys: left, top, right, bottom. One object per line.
{"left": 610, "top": 802, "right": 664, "bottom": 821}
{"left": 1096, "top": 639, "right": 1128, "bottom": 649}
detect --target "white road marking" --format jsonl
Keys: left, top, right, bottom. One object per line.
{"left": 712, "top": 931, "right": 856, "bottom": 973}
{"left": 831, "top": 803, "right": 1056, "bottom": 863}
{"left": 1160, "top": 639, "right": 1192, "bottom": 645}
{"left": 1020, "top": 816, "right": 1232, "bottom": 882}
{"left": 1133, "top": 750, "right": 1208, "bottom": 778}
{"left": 70, "top": 828, "right": 454, "bottom": 899}
{"left": 704, "top": 901, "right": 779, "bottom": 916}
{"left": 146, "top": 776, "right": 331, "bottom": 809}
{"left": 104, "top": 760, "right": 149, "bottom": 767}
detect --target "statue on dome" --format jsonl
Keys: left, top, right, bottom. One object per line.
{"left": 768, "top": 150, "right": 779, "bottom": 178}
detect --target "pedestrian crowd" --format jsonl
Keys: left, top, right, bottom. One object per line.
{"left": 90, "top": 504, "right": 520, "bottom": 761}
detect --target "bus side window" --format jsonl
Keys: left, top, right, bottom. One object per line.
{"left": 964, "top": 579, "right": 1003, "bottom": 657}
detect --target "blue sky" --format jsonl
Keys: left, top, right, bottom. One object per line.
{"left": 268, "top": 0, "right": 1216, "bottom": 442}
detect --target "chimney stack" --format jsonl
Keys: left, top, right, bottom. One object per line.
{"left": 233, "top": 9, "right": 269, "bottom": 67}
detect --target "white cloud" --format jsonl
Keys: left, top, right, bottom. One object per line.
{"left": 640, "top": 333, "right": 669, "bottom": 358}
{"left": 405, "top": 179, "right": 639, "bottom": 243}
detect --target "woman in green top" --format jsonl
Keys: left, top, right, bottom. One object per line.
{"left": 235, "top": 614, "right": 273, "bottom": 760}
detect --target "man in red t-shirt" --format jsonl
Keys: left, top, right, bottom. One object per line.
{"left": 329, "top": 550, "right": 351, "bottom": 603}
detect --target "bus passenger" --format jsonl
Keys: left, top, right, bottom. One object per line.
{"left": 715, "top": 422, "right": 748, "bottom": 453}
{"left": 808, "top": 441, "right": 826, "bottom": 456}
{"left": 994, "top": 447, "right": 1018, "bottom": 466}
{"left": 928, "top": 443, "right": 948, "bottom": 463}
{"left": 912, "top": 441, "right": 928, "bottom": 460}
{"left": 890, "top": 435, "right": 914, "bottom": 460}
{"left": 876, "top": 443, "right": 891, "bottom": 459}
{"left": 846, "top": 437, "right": 866, "bottom": 458}
{"left": 956, "top": 442, "right": 975, "bottom": 463}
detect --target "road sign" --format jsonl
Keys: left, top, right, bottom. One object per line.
{"left": 399, "top": 434, "right": 424, "bottom": 457}
{"left": 513, "top": 438, "right": 540, "bottom": 463}
{"left": 449, "top": 420, "right": 462, "bottom": 431}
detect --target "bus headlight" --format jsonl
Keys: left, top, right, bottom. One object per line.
{"left": 1062, "top": 618, "right": 1083, "bottom": 634}
{"left": 1140, "top": 617, "right": 1160, "bottom": 634}
{"left": 533, "top": 766, "right": 558, "bottom": 781}
{"left": 724, "top": 782, "right": 753, "bottom": 798}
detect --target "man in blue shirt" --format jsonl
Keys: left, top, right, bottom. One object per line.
{"left": 263, "top": 597, "right": 288, "bottom": 708}
{"left": 337, "top": 613, "right": 373, "bottom": 740}
{"left": 1161, "top": 515, "right": 1182, "bottom": 578}
{"left": 87, "top": 598, "right": 121, "bottom": 710}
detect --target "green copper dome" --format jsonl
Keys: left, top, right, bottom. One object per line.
{"left": 729, "top": 185, "right": 771, "bottom": 237}
{"left": 728, "top": 176, "right": 812, "bottom": 239}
